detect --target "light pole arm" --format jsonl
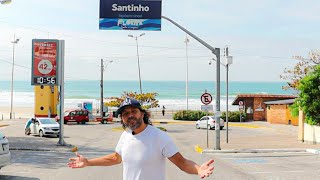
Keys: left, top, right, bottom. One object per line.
{"left": 161, "top": 16, "right": 217, "bottom": 54}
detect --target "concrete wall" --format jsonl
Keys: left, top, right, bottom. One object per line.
{"left": 304, "top": 123, "right": 320, "bottom": 144}
{"left": 266, "top": 105, "right": 286, "bottom": 124}
{"left": 266, "top": 105, "right": 298, "bottom": 125}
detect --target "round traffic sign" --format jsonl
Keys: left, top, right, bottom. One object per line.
{"left": 239, "top": 101, "right": 244, "bottom": 106}
{"left": 201, "top": 93, "right": 212, "bottom": 105}
{"left": 37, "top": 59, "right": 53, "bottom": 75}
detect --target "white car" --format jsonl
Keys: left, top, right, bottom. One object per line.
{"left": 0, "top": 131, "right": 11, "bottom": 169}
{"left": 25, "top": 118, "right": 60, "bottom": 137}
{"left": 196, "top": 116, "right": 224, "bottom": 130}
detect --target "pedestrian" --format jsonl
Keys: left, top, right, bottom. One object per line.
{"left": 68, "top": 97, "right": 214, "bottom": 179}
{"left": 162, "top": 105, "right": 166, "bottom": 116}
{"left": 24, "top": 118, "right": 35, "bottom": 135}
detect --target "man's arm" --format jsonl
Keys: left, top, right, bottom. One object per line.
{"left": 68, "top": 152, "right": 122, "bottom": 168}
{"left": 168, "top": 152, "right": 214, "bottom": 179}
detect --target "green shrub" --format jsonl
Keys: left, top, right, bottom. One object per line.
{"left": 220, "top": 111, "right": 246, "bottom": 122}
{"left": 173, "top": 110, "right": 213, "bottom": 121}
{"left": 296, "top": 65, "right": 320, "bottom": 125}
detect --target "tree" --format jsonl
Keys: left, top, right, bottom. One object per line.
{"left": 104, "top": 91, "right": 159, "bottom": 109}
{"left": 280, "top": 50, "right": 320, "bottom": 91}
{"left": 295, "top": 65, "right": 320, "bottom": 125}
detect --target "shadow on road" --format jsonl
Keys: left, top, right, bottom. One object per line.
{"left": 8, "top": 136, "right": 113, "bottom": 170}
{"left": 0, "top": 175, "right": 39, "bottom": 180}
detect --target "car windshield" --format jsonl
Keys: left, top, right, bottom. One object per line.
{"left": 39, "top": 118, "right": 57, "bottom": 124}
{"left": 210, "top": 116, "right": 215, "bottom": 119}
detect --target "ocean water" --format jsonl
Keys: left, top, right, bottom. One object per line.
{"left": 0, "top": 80, "right": 294, "bottom": 111}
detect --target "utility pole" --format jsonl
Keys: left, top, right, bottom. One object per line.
{"left": 100, "top": 59, "right": 104, "bottom": 119}
{"left": 100, "top": 59, "right": 113, "bottom": 119}
{"left": 185, "top": 34, "right": 189, "bottom": 111}
{"left": 225, "top": 46, "right": 229, "bottom": 143}
{"left": 215, "top": 48, "right": 221, "bottom": 150}
{"left": 224, "top": 46, "right": 233, "bottom": 143}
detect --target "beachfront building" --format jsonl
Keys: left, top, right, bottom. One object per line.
{"left": 232, "top": 94, "right": 296, "bottom": 121}
{"left": 264, "top": 99, "right": 298, "bottom": 126}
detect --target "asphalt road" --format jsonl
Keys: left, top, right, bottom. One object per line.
{"left": 0, "top": 120, "right": 320, "bottom": 179}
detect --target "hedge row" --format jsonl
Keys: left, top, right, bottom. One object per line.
{"left": 173, "top": 110, "right": 212, "bottom": 121}
{"left": 173, "top": 110, "right": 246, "bottom": 122}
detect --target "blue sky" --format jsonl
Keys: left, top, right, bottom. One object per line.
{"left": 0, "top": 0, "right": 319, "bottom": 82}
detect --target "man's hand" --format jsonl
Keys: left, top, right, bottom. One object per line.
{"left": 67, "top": 152, "right": 89, "bottom": 168}
{"left": 198, "top": 159, "right": 214, "bottom": 179}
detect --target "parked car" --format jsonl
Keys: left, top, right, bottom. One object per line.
{"left": 25, "top": 118, "right": 60, "bottom": 137}
{"left": 196, "top": 116, "right": 224, "bottom": 130}
{"left": 0, "top": 131, "right": 10, "bottom": 169}
{"left": 63, "top": 109, "right": 89, "bottom": 124}
{"left": 96, "top": 113, "right": 113, "bottom": 124}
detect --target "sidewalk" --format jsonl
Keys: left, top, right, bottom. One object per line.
{"left": 200, "top": 121, "right": 320, "bottom": 154}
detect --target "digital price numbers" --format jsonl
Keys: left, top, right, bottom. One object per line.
{"left": 33, "top": 76, "right": 56, "bottom": 85}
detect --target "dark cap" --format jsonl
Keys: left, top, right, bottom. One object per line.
{"left": 116, "top": 98, "right": 143, "bottom": 116}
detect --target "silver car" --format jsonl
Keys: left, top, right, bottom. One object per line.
{"left": 0, "top": 131, "right": 11, "bottom": 169}
{"left": 196, "top": 116, "right": 224, "bottom": 130}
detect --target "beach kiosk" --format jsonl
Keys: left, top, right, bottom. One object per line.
{"left": 232, "top": 94, "right": 296, "bottom": 121}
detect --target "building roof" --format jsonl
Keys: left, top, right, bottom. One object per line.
{"left": 232, "top": 94, "right": 296, "bottom": 105}
{"left": 264, "top": 99, "right": 295, "bottom": 105}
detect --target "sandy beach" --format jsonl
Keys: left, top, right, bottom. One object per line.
{"left": 0, "top": 106, "right": 35, "bottom": 120}
{"left": 0, "top": 105, "right": 178, "bottom": 120}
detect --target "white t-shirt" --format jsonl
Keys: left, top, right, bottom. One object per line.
{"left": 115, "top": 125, "right": 179, "bottom": 180}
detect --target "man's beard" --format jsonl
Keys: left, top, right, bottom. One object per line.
{"left": 124, "top": 116, "right": 143, "bottom": 131}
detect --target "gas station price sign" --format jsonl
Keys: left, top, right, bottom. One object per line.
{"left": 31, "top": 39, "right": 59, "bottom": 86}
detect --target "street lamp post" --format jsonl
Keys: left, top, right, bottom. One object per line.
{"left": 100, "top": 59, "right": 113, "bottom": 119}
{"left": 10, "top": 34, "right": 20, "bottom": 119}
{"left": 128, "top": 33, "right": 145, "bottom": 94}
{"left": 161, "top": 15, "right": 222, "bottom": 150}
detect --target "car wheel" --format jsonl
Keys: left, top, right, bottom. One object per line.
{"left": 57, "top": 134, "right": 60, "bottom": 138}
{"left": 220, "top": 127, "right": 224, "bottom": 130}
{"left": 81, "top": 120, "right": 86, "bottom": 124}
{"left": 196, "top": 124, "right": 200, "bottom": 129}
{"left": 102, "top": 120, "right": 107, "bottom": 124}
{"left": 64, "top": 121, "right": 67, "bottom": 124}
{"left": 39, "top": 130, "right": 44, "bottom": 137}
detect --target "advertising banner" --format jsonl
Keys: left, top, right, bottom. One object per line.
{"left": 83, "top": 102, "right": 94, "bottom": 120}
{"left": 99, "top": 0, "right": 162, "bottom": 31}
{"left": 31, "top": 39, "right": 59, "bottom": 86}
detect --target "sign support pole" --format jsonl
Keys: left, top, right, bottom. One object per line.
{"left": 57, "top": 40, "right": 66, "bottom": 146}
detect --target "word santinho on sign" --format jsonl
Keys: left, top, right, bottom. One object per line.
{"left": 112, "top": 4, "right": 150, "bottom": 12}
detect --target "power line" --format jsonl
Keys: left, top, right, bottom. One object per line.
{"left": 0, "top": 20, "right": 205, "bottom": 51}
